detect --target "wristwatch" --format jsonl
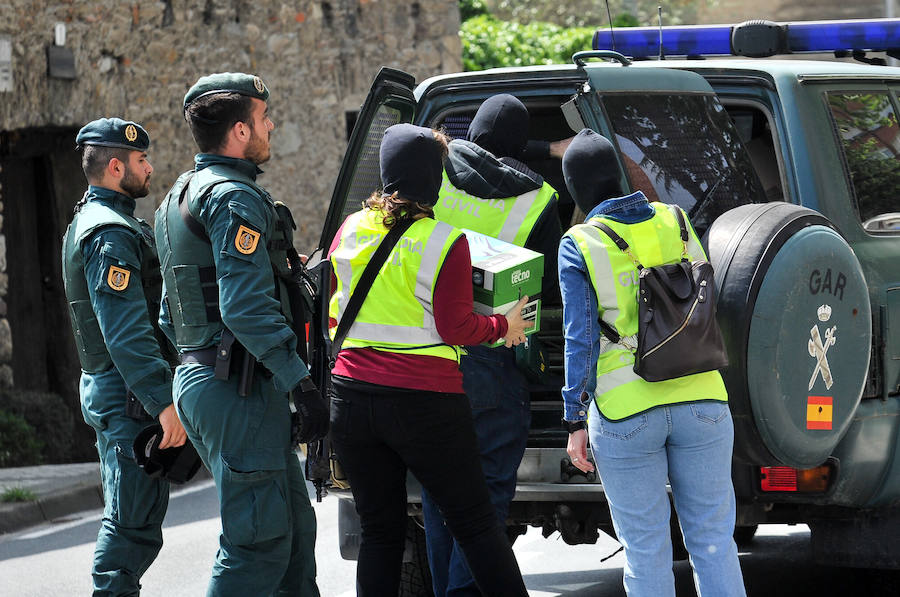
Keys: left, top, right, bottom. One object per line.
{"left": 563, "top": 419, "right": 586, "bottom": 433}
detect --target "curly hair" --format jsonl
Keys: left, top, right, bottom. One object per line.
{"left": 363, "top": 128, "right": 449, "bottom": 229}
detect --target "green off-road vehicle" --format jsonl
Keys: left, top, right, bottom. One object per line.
{"left": 307, "top": 17, "right": 900, "bottom": 594}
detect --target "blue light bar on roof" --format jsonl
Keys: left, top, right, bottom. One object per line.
{"left": 593, "top": 24, "right": 732, "bottom": 58}
{"left": 592, "top": 18, "right": 900, "bottom": 59}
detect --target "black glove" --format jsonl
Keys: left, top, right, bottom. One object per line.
{"left": 291, "top": 376, "right": 329, "bottom": 445}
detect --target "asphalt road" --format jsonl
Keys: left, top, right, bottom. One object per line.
{"left": 1, "top": 478, "right": 899, "bottom": 596}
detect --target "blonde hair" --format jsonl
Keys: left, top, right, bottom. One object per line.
{"left": 364, "top": 128, "right": 450, "bottom": 229}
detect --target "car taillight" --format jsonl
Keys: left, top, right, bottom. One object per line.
{"left": 759, "top": 464, "right": 832, "bottom": 493}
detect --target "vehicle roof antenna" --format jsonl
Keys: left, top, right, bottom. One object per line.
{"left": 658, "top": 6, "right": 665, "bottom": 60}
{"left": 604, "top": 0, "right": 617, "bottom": 51}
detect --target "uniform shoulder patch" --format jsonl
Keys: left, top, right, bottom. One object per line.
{"left": 107, "top": 265, "right": 131, "bottom": 291}
{"left": 235, "top": 224, "right": 261, "bottom": 255}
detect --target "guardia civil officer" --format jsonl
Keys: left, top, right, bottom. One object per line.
{"left": 61, "top": 118, "right": 187, "bottom": 596}
{"left": 559, "top": 129, "right": 745, "bottom": 596}
{"left": 328, "top": 123, "right": 531, "bottom": 597}
{"left": 424, "top": 93, "right": 564, "bottom": 596}
{"left": 155, "top": 73, "right": 327, "bottom": 596}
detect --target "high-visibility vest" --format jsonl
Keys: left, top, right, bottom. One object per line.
{"left": 565, "top": 203, "right": 727, "bottom": 420}
{"left": 434, "top": 171, "right": 557, "bottom": 247}
{"left": 330, "top": 209, "right": 463, "bottom": 362}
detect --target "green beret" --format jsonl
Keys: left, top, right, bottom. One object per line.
{"left": 75, "top": 118, "right": 150, "bottom": 151}
{"left": 183, "top": 72, "right": 270, "bottom": 111}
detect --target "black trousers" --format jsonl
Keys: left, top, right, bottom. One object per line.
{"left": 330, "top": 377, "right": 528, "bottom": 597}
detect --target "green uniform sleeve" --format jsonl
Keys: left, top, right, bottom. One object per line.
{"left": 201, "top": 187, "right": 309, "bottom": 393}
{"left": 83, "top": 227, "right": 173, "bottom": 417}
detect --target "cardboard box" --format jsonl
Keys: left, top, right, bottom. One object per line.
{"left": 463, "top": 229, "right": 544, "bottom": 342}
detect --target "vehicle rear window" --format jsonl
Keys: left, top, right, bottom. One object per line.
{"left": 826, "top": 91, "right": 900, "bottom": 234}
{"left": 601, "top": 93, "right": 765, "bottom": 237}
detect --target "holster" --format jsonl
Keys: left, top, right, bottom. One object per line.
{"left": 124, "top": 390, "right": 153, "bottom": 421}
{"left": 179, "top": 329, "right": 263, "bottom": 397}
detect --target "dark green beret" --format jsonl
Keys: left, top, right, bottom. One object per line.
{"left": 75, "top": 118, "right": 150, "bottom": 151}
{"left": 183, "top": 72, "right": 270, "bottom": 111}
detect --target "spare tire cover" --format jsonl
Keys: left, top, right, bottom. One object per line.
{"left": 708, "top": 203, "right": 871, "bottom": 469}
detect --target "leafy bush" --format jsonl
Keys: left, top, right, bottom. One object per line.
{"left": 461, "top": 14, "right": 595, "bottom": 71}
{"left": 0, "top": 390, "right": 82, "bottom": 464}
{"left": 0, "top": 410, "right": 44, "bottom": 467}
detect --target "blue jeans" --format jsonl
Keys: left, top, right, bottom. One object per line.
{"left": 588, "top": 399, "right": 746, "bottom": 597}
{"left": 422, "top": 345, "right": 530, "bottom": 597}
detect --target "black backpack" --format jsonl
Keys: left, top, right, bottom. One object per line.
{"left": 591, "top": 205, "right": 729, "bottom": 382}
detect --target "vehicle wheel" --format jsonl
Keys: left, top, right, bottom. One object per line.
{"left": 400, "top": 516, "right": 434, "bottom": 597}
{"left": 708, "top": 203, "right": 871, "bottom": 468}
{"left": 734, "top": 524, "right": 758, "bottom": 546}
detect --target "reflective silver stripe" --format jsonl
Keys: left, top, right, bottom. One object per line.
{"left": 574, "top": 225, "right": 620, "bottom": 328}
{"left": 414, "top": 221, "right": 455, "bottom": 323}
{"left": 347, "top": 321, "right": 444, "bottom": 345}
{"left": 596, "top": 363, "right": 642, "bottom": 394}
{"left": 497, "top": 189, "right": 540, "bottom": 243}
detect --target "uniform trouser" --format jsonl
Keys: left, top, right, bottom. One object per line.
{"left": 82, "top": 396, "right": 169, "bottom": 597}
{"left": 173, "top": 363, "right": 319, "bottom": 597}
{"left": 329, "top": 377, "right": 529, "bottom": 597}
{"left": 421, "top": 345, "right": 530, "bottom": 597}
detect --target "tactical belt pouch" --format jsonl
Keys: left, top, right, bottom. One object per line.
{"left": 592, "top": 205, "right": 729, "bottom": 382}
{"left": 124, "top": 390, "right": 153, "bottom": 421}
{"left": 179, "top": 330, "right": 265, "bottom": 396}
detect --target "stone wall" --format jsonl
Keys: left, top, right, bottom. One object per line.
{"left": 0, "top": 0, "right": 462, "bottom": 244}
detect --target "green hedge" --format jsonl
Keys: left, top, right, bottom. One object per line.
{"left": 0, "top": 410, "right": 45, "bottom": 467}
{"left": 461, "top": 14, "right": 595, "bottom": 71}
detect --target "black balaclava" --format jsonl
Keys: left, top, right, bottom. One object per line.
{"left": 380, "top": 123, "right": 443, "bottom": 206}
{"left": 562, "top": 128, "right": 624, "bottom": 215}
{"left": 466, "top": 94, "right": 529, "bottom": 159}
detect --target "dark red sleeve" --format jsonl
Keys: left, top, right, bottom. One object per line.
{"left": 434, "top": 236, "right": 508, "bottom": 346}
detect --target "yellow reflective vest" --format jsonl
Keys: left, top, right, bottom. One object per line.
{"left": 434, "top": 171, "right": 557, "bottom": 247}
{"left": 565, "top": 203, "right": 728, "bottom": 420}
{"left": 330, "top": 209, "right": 463, "bottom": 362}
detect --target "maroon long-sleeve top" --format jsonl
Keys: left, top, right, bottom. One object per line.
{"left": 328, "top": 218, "right": 508, "bottom": 393}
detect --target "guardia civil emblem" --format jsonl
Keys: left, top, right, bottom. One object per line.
{"left": 124, "top": 124, "right": 138, "bottom": 143}
{"left": 253, "top": 76, "right": 265, "bottom": 94}
{"left": 808, "top": 304, "right": 836, "bottom": 391}
{"left": 107, "top": 265, "right": 130, "bottom": 291}
{"left": 235, "top": 225, "right": 260, "bottom": 255}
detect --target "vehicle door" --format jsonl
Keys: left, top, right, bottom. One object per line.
{"left": 307, "top": 67, "right": 418, "bottom": 398}
{"left": 566, "top": 56, "right": 766, "bottom": 237}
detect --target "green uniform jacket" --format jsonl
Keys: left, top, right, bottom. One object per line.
{"left": 156, "top": 154, "right": 309, "bottom": 393}
{"left": 61, "top": 186, "right": 173, "bottom": 417}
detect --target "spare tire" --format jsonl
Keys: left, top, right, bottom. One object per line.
{"left": 708, "top": 203, "right": 871, "bottom": 468}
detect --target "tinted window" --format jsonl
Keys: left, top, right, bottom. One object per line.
{"left": 826, "top": 92, "right": 900, "bottom": 233}
{"left": 602, "top": 93, "right": 765, "bottom": 237}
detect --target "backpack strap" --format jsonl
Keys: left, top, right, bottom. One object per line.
{"left": 666, "top": 204, "right": 690, "bottom": 259}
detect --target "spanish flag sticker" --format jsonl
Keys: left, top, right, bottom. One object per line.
{"left": 807, "top": 396, "right": 833, "bottom": 430}
{"left": 107, "top": 265, "right": 131, "bottom": 291}
{"left": 235, "top": 225, "right": 260, "bottom": 255}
